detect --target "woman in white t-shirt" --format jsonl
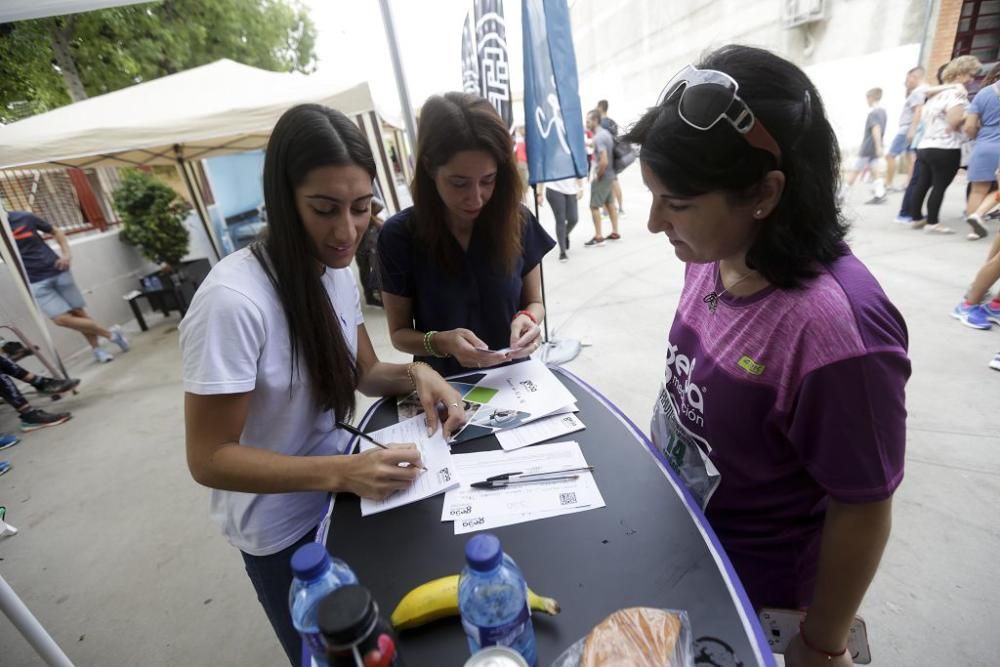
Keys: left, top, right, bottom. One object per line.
{"left": 906, "top": 55, "right": 981, "bottom": 234}
{"left": 179, "top": 104, "right": 465, "bottom": 664}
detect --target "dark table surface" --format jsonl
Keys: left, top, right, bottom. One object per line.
{"left": 320, "top": 367, "right": 774, "bottom": 667}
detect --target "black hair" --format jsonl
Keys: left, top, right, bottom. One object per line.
{"left": 622, "top": 44, "right": 848, "bottom": 289}
{"left": 597, "top": 99, "right": 609, "bottom": 112}
{"left": 254, "top": 104, "right": 377, "bottom": 420}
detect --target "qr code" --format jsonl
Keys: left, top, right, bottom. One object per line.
{"left": 559, "top": 492, "right": 577, "bottom": 506}
{"left": 438, "top": 467, "right": 452, "bottom": 484}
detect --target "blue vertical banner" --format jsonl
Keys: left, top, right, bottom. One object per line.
{"left": 462, "top": 0, "right": 514, "bottom": 131}
{"left": 521, "top": 0, "right": 588, "bottom": 184}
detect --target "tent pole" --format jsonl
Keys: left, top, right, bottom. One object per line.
{"left": 174, "top": 153, "right": 222, "bottom": 261}
{"left": 378, "top": 0, "right": 419, "bottom": 156}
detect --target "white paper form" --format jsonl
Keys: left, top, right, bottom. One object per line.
{"left": 442, "top": 441, "right": 605, "bottom": 533}
{"left": 358, "top": 415, "right": 459, "bottom": 516}
{"left": 495, "top": 412, "right": 585, "bottom": 451}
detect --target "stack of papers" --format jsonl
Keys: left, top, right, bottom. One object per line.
{"left": 441, "top": 441, "right": 606, "bottom": 534}
{"left": 397, "top": 359, "right": 583, "bottom": 446}
{"left": 358, "top": 415, "right": 460, "bottom": 516}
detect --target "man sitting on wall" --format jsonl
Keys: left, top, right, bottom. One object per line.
{"left": 9, "top": 210, "right": 129, "bottom": 363}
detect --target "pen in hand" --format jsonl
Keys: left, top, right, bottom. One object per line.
{"left": 336, "top": 421, "right": 427, "bottom": 471}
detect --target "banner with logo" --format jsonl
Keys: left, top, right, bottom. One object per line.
{"left": 521, "top": 0, "right": 588, "bottom": 184}
{"left": 461, "top": 0, "right": 514, "bottom": 131}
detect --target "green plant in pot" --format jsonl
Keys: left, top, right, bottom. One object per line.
{"left": 113, "top": 169, "right": 191, "bottom": 271}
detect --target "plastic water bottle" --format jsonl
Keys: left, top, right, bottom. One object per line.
{"left": 458, "top": 533, "right": 537, "bottom": 666}
{"left": 289, "top": 543, "right": 358, "bottom": 666}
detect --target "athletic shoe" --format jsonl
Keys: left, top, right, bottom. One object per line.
{"left": 982, "top": 301, "right": 1000, "bottom": 325}
{"left": 864, "top": 195, "right": 887, "bottom": 205}
{"left": 966, "top": 215, "right": 988, "bottom": 240}
{"left": 94, "top": 348, "right": 113, "bottom": 363}
{"left": 558, "top": 252, "right": 568, "bottom": 263}
{"left": 584, "top": 237, "right": 605, "bottom": 248}
{"left": 894, "top": 214, "right": 913, "bottom": 224}
{"left": 952, "top": 302, "right": 992, "bottom": 330}
{"left": 910, "top": 218, "right": 927, "bottom": 230}
{"left": 926, "top": 224, "right": 954, "bottom": 234}
{"left": 0, "top": 461, "right": 10, "bottom": 477}
{"left": 990, "top": 353, "right": 1000, "bottom": 371}
{"left": 607, "top": 232, "right": 622, "bottom": 240}
{"left": 20, "top": 409, "right": 72, "bottom": 433}
{"left": 109, "top": 325, "right": 129, "bottom": 352}
{"left": 34, "top": 377, "right": 80, "bottom": 395}
{"left": 0, "top": 435, "right": 19, "bottom": 451}
{"left": 618, "top": 208, "right": 626, "bottom": 216}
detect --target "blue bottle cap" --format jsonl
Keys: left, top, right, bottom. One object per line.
{"left": 465, "top": 533, "right": 503, "bottom": 572}
{"left": 290, "top": 543, "right": 331, "bottom": 581}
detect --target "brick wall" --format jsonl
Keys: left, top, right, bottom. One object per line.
{"left": 927, "top": 0, "right": 964, "bottom": 75}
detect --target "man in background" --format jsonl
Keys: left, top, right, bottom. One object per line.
{"left": 584, "top": 109, "right": 620, "bottom": 247}
{"left": 840, "top": 88, "right": 888, "bottom": 205}
{"left": 597, "top": 99, "right": 625, "bottom": 215}
{"left": 886, "top": 67, "right": 926, "bottom": 190}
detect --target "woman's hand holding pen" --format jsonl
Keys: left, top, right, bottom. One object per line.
{"left": 337, "top": 446, "right": 423, "bottom": 501}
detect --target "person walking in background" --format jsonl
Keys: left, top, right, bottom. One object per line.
{"left": 10, "top": 210, "right": 129, "bottom": 363}
{"left": 886, "top": 67, "right": 925, "bottom": 190}
{"left": 963, "top": 64, "right": 1000, "bottom": 240}
{"left": 597, "top": 99, "right": 625, "bottom": 214}
{"left": 0, "top": 355, "right": 77, "bottom": 431}
{"left": 584, "top": 109, "right": 620, "bottom": 247}
{"left": 840, "top": 88, "right": 888, "bottom": 204}
{"left": 906, "top": 55, "right": 982, "bottom": 234}
{"left": 538, "top": 177, "right": 585, "bottom": 262}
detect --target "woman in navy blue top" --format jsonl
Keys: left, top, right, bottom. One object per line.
{"left": 378, "top": 92, "right": 555, "bottom": 377}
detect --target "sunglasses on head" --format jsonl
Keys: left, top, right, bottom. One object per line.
{"left": 657, "top": 64, "right": 783, "bottom": 167}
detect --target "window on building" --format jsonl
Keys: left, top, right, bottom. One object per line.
{"left": 954, "top": 0, "right": 1000, "bottom": 64}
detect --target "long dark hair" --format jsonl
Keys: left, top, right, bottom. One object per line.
{"left": 411, "top": 92, "right": 523, "bottom": 274}
{"left": 254, "top": 104, "right": 376, "bottom": 420}
{"left": 623, "top": 45, "right": 848, "bottom": 288}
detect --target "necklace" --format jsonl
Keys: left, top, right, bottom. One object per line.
{"left": 703, "top": 268, "right": 757, "bottom": 314}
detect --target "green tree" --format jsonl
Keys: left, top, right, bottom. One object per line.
{"left": 0, "top": 0, "right": 316, "bottom": 122}
{"left": 113, "top": 169, "right": 192, "bottom": 268}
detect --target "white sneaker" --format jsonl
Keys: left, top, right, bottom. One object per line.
{"left": 93, "top": 348, "right": 113, "bottom": 364}
{"left": 990, "top": 353, "right": 1000, "bottom": 371}
{"left": 109, "top": 325, "right": 129, "bottom": 352}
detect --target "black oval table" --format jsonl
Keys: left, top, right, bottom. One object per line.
{"left": 306, "top": 366, "right": 775, "bottom": 667}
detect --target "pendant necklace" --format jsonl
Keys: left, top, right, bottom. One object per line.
{"left": 703, "top": 267, "right": 757, "bottom": 314}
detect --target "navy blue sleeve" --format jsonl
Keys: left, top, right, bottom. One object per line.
{"left": 377, "top": 210, "right": 415, "bottom": 297}
{"left": 520, "top": 208, "right": 555, "bottom": 276}
{"left": 28, "top": 213, "right": 53, "bottom": 234}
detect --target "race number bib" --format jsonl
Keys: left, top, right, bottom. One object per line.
{"left": 651, "top": 383, "right": 720, "bottom": 509}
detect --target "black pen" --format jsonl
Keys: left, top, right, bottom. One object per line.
{"left": 471, "top": 474, "right": 580, "bottom": 490}
{"left": 336, "top": 421, "right": 427, "bottom": 471}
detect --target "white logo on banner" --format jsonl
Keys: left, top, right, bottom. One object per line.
{"left": 476, "top": 13, "right": 511, "bottom": 122}
{"left": 534, "top": 79, "right": 571, "bottom": 155}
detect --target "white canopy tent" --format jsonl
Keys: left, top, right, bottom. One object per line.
{"left": 0, "top": 59, "right": 410, "bottom": 398}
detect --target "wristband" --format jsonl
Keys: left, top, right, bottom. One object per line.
{"left": 513, "top": 309, "right": 537, "bottom": 325}
{"left": 799, "top": 622, "right": 847, "bottom": 660}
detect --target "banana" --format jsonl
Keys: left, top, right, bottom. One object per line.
{"left": 390, "top": 574, "right": 561, "bottom": 631}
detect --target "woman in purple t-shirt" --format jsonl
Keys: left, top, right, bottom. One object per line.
{"left": 625, "top": 46, "right": 910, "bottom": 666}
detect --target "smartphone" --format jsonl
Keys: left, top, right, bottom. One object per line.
{"left": 757, "top": 608, "right": 871, "bottom": 664}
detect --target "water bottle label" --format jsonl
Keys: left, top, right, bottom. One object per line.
{"left": 462, "top": 604, "right": 530, "bottom": 648}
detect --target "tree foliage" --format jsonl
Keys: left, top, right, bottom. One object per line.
{"left": 113, "top": 169, "right": 191, "bottom": 267}
{"left": 0, "top": 0, "right": 316, "bottom": 122}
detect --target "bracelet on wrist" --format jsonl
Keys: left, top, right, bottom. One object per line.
{"left": 799, "top": 622, "right": 847, "bottom": 660}
{"left": 406, "top": 361, "right": 432, "bottom": 390}
{"left": 423, "top": 331, "right": 448, "bottom": 358}
{"left": 513, "top": 309, "right": 538, "bottom": 325}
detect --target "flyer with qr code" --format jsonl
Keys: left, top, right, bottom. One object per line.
{"left": 441, "top": 441, "right": 606, "bottom": 534}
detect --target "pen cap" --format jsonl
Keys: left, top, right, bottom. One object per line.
{"left": 465, "top": 533, "right": 503, "bottom": 572}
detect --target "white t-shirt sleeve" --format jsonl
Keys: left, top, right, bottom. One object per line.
{"left": 181, "top": 284, "right": 266, "bottom": 395}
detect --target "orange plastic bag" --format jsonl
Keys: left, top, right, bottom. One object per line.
{"left": 551, "top": 607, "right": 692, "bottom": 667}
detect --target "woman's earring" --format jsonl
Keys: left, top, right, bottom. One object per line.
{"left": 754, "top": 209, "right": 764, "bottom": 218}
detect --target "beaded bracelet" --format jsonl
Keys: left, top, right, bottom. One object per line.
{"left": 798, "top": 622, "right": 847, "bottom": 660}
{"left": 422, "top": 331, "right": 447, "bottom": 358}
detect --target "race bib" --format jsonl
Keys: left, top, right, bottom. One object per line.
{"left": 651, "top": 383, "right": 720, "bottom": 510}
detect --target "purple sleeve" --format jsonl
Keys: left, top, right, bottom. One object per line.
{"left": 787, "top": 351, "right": 910, "bottom": 503}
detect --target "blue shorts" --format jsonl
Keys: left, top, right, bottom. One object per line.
{"left": 30, "top": 271, "right": 86, "bottom": 318}
{"left": 887, "top": 132, "right": 914, "bottom": 157}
